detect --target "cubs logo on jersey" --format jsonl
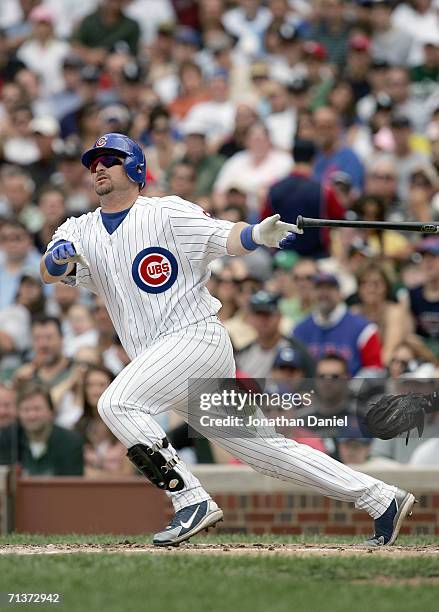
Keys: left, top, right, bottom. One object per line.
{"left": 132, "top": 247, "right": 178, "bottom": 294}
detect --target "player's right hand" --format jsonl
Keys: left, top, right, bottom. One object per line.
{"left": 50, "top": 240, "right": 77, "bottom": 263}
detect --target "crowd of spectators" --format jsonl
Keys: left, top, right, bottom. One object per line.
{"left": 1, "top": 0, "right": 439, "bottom": 476}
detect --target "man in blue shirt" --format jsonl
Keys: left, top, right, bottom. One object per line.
{"left": 313, "top": 106, "right": 365, "bottom": 191}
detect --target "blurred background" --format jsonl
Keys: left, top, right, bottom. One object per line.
{"left": 0, "top": 0, "right": 438, "bottom": 535}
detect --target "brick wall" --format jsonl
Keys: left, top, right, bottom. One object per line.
{"left": 204, "top": 493, "right": 439, "bottom": 536}
{"left": 10, "top": 464, "right": 439, "bottom": 536}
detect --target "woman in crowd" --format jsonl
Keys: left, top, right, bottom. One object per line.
{"left": 351, "top": 261, "right": 413, "bottom": 364}
{"left": 75, "top": 366, "right": 133, "bottom": 477}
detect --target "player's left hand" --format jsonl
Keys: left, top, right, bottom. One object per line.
{"left": 253, "top": 214, "right": 303, "bottom": 249}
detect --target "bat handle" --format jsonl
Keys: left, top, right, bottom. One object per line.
{"left": 296, "top": 215, "right": 304, "bottom": 231}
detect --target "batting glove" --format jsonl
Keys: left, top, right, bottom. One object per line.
{"left": 253, "top": 214, "right": 303, "bottom": 249}
{"left": 50, "top": 241, "right": 77, "bottom": 263}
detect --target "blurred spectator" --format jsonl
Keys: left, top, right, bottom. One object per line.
{"left": 409, "top": 436, "right": 439, "bottom": 465}
{"left": 75, "top": 366, "right": 132, "bottom": 476}
{"left": 270, "top": 345, "right": 307, "bottom": 383}
{"left": 0, "top": 383, "right": 17, "bottom": 428}
{"left": 343, "top": 34, "right": 372, "bottom": 103}
{"left": 411, "top": 37, "right": 439, "bottom": 102}
{"left": 386, "top": 66, "right": 425, "bottom": 132}
{"left": 184, "top": 68, "right": 236, "bottom": 149}
{"left": 222, "top": 0, "right": 272, "bottom": 58}
{"left": 363, "top": 156, "right": 404, "bottom": 221}
{"left": 351, "top": 261, "right": 413, "bottom": 364}
{"left": 144, "top": 107, "right": 185, "bottom": 189}
{"left": 409, "top": 238, "right": 439, "bottom": 355}
{"left": 265, "top": 80, "right": 296, "bottom": 151}
{"left": 27, "top": 116, "right": 61, "bottom": 191}
{"left": 389, "top": 114, "right": 430, "bottom": 202}
{"left": 169, "top": 61, "right": 210, "bottom": 122}
{"left": 214, "top": 121, "right": 293, "bottom": 218}
{"left": 337, "top": 421, "right": 372, "bottom": 465}
{"left": 369, "top": 0, "right": 413, "bottom": 67}
{"left": 169, "top": 120, "right": 225, "bottom": 198}
{"left": 407, "top": 163, "right": 439, "bottom": 222}
{"left": 0, "top": 103, "right": 39, "bottom": 165}
{"left": 307, "top": 0, "right": 350, "bottom": 69}
{"left": 13, "top": 317, "right": 76, "bottom": 425}
{"left": 0, "top": 219, "right": 41, "bottom": 309}
{"left": 293, "top": 272, "right": 383, "bottom": 375}
{"left": 73, "top": 0, "right": 140, "bottom": 65}
{"left": 391, "top": 0, "right": 439, "bottom": 66}
{"left": 16, "top": 5, "right": 70, "bottom": 97}
{"left": 218, "top": 101, "right": 259, "bottom": 159}
{"left": 33, "top": 186, "right": 67, "bottom": 253}
{"left": 167, "top": 161, "right": 197, "bottom": 201}
{"left": 0, "top": 165, "right": 41, "bottom": 232}
{"left": 312, "top": 106, "right": 365, "bottom": 191}
{"left": 235, "top": 290, "right": 314, "bottom": 378}
{"left": 223, "top": 274, "right": 264, "bottom": 350}
{"left": 0, "top": 382, "right": 84, "bottom": 475}
{"left": 264, "top": 138, "right": 345, "bottom": 257}
{"left": 276, "top": 256, "right": 317, "bottom": 324}
{"left": 64, "top": 304, "right": 98, "bottom": 358}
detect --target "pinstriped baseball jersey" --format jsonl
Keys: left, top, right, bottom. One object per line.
{"left": 47, "top": 195, "right": 234, "bottom": 359}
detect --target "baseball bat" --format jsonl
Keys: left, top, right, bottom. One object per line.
{"left": 296, "top": 216, "right": 439, "bottom": 234}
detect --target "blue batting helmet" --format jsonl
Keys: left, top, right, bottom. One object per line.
{"left": 81, "top": 133, "right": 146, "bottom": 189}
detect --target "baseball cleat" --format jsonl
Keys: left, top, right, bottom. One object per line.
{"left": 363, "top": 488, "right": 416, "bottom": 547}
{"left": 153, "top": 499, "right": 223, "bottom": 547}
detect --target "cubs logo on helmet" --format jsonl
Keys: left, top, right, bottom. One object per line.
{"left": 95, "top": 136, "right": 107, "bottom": 147}
{"left": 132, "top": 247, "right": 178, "bottom": 294}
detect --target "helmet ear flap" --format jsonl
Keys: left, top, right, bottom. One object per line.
{"left": 123, "top": 154, "right": 146, "bottom": 188}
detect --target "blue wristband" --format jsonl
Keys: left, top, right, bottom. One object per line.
{"left": 45, "top": 251, "right": 68, "bottom": 276}
{"left": 240, "top": 225, "right": 258, "bottom": 251}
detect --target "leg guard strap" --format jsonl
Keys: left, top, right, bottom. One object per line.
{"left": 127, "top": 439, "right": 185, "bottom": 492}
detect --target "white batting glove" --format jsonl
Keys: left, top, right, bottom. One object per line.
{"left": 252, "top": 214, "right": 303, "bottom": 248}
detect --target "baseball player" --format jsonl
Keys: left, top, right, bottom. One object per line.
{"left": 40, "top": 133, "right": 415, "bottom": 547}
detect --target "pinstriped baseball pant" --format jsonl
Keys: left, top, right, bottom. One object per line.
{"left": 97, "top": 318, "right": 396, "bottom": 517}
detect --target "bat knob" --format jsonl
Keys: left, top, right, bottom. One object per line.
{"left": 296, "top": 215, "right": 304, "bottom": 231}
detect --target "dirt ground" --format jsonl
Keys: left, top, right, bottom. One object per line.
{"left": 1, "top": 542, "right": 438, "bottom": 557}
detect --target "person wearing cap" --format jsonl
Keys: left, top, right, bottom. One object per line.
{"left": 408, "top": 239, "right": 439, "bottom": 356}
{"left": 356, "top": 59, "right": 391, "bottom": 123}
{"left": 16, "top": 5, "right": 70, "bottom": 97}
{"left": 73, "top": 0, "right": 140, "bottom": 65}
{"left": 337, "top": 419, "right": 373, "bottom": 465}
{"left": 270, "top": 345, "right": 307, "bottom": 382}
{"left": 45, "top": 55, "right": 84, "bottom": 121}
{"left": 263, "top": 138, "right": 345, "bottom": 257}
{"left": 293, "top": 272, "right": 383, "bottom": 375}
{"left": 265, "top": 80, "right": 297, "bottom": 151}
{"left": 235, "top": 290, "right": 315, "bottom": 378}
{"left": 389, "top": 113, "right": 430, "bottom": 202}
{"left": 369, "top": 0, "right": 413, "bottom": 67}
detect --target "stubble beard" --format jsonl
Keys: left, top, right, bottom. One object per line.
{"left": 95, "top": 179, "right": 114, "bottom": 196}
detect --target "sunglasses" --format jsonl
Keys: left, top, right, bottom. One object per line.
{"left": 90, "top": 155, "right": 123, "bottom": 173}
